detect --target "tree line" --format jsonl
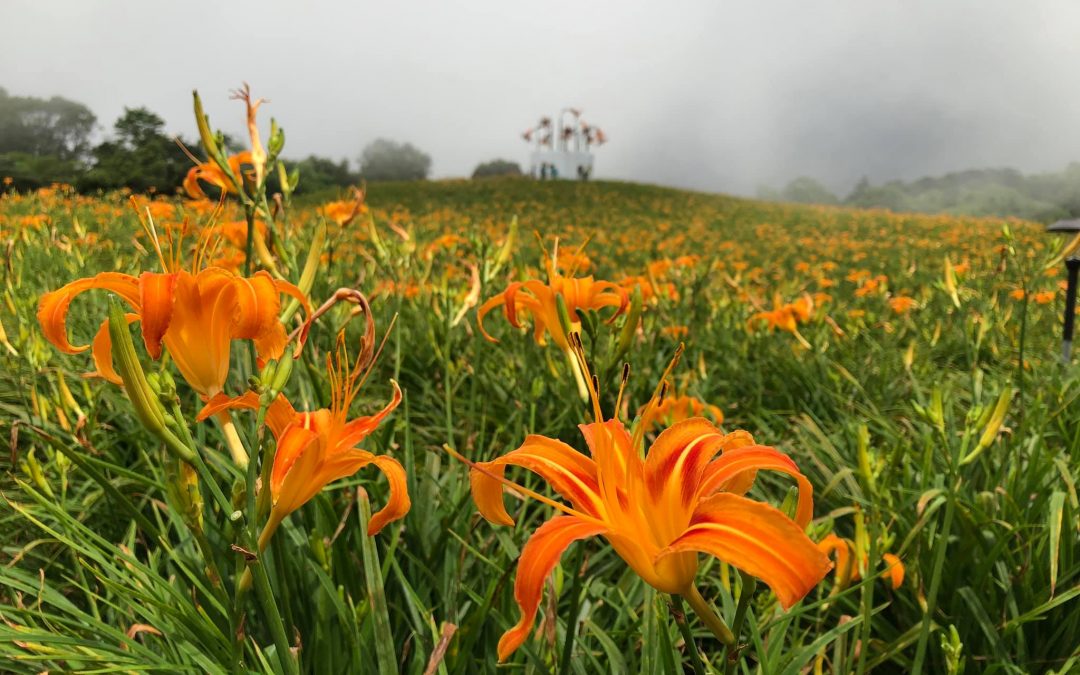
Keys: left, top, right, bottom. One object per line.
{"left": 0, "top": 87, "right": 522, "bottom": 194}
{"left": 759, "top": 167, "right": 1080, "bottom": 223}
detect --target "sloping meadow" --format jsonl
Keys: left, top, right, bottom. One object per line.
{"left": 1, "top": 177, "right": 1077, "bottom": 674}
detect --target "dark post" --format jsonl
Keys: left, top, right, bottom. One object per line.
{"left": 1046, "top": 219, "right": 1080, "bottom": 365}
{"left": 1063, "top": 257, "right": 1080, "bottom": 364}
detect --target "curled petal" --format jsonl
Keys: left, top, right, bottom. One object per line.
{"left": 470, "top": 435, "right": 602, "bottom": 526}
{"left": 818, "top": 533, "right": 857, "bottom": 588}
{"left": 338, "top": 381, "right": 402, "bottom": 449}
{"left": 497, "top": 516, "right": 606, "bottom": 662}
{"left": 699, "top": 445, "right": 815, "bottom": 529}
{"left": 476, "top": 290, "right": 509, "bottom": 342}
{"left": 37, "top": 273, "right": 140, "bottom": 354}
{"left": 365, "top": 455, "right": 411, "bottom": 535}
{"left": 882, "top": 553, "right": 904, "bottom": 589}
{"left": 274, "top": 278, "right": 314, "bottom": 350}
{"left": 658, "top": 492, "right": 831, "bottom": 609}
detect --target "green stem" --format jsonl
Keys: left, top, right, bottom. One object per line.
{"left": 217, "top": 412, "right": 249, "bottom": 469}
{"left": 670, "top": 596, "right": 706, "bottom": 675}
{"left": 725, "top": 572, "right": 757, "bottom": 675}
{"left": 559, "top": 545, "right": 587, "bottom": 672}
{"left": 682, "top": 585, "right": 736, "bottom": 648}
{"left": 912, "top": 479, "right": 957, "bottom": 675}
{"left": 249, "top": 538, "right": 299, "bottom": 675}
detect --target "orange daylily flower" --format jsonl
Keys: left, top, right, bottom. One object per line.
{"left": 638, "top": 387, "right": 723, "bottom": 432}
{"left": 199, "top": 334, "right": 408, "bottom": 545}
{"left": 818, "top": 533, "right": 904, "bottom": 590}
{"left": 477, "top": 246, "right": 628, "bottom": 352}
{"left": 888, "top": 296, "right": 919, "bottom": 315}
{"left": 748, "top": 294, "right": 815, "bottom": 347}
{"left": 465, "top": 352, "right": 830, "bottom": 661}
{"left": 319, "top": 194, "right": 368, "bottom": 227}
{"left": 183, "top": 151, "right": 252, "bottom": 200}
{"left": 37, "top": 231, "right": 310, "bottom": 400}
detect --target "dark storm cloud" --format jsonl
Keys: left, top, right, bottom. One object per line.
{"left": 4, "top": 0, "right": 1080, "bottom": 196}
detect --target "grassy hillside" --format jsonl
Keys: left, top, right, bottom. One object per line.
{"left": 1, "top": 178, "right": 1077, "bottom": 674}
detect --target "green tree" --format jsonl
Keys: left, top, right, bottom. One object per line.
{"left": 472, "top": 159, "right": 522, "bottom": 179}
{"left": 779, "top": 176, "right": 838, "bottom": 205}
{"left": 291, "top": 155, "right": 357, "bottom": 193}
{"left": 358, "top": 139, "right": 431, "bottom": 182}
{"left": 0, "top": 87, "right": 97, "bottom": 160}
{"left": 80, "top": 107, "right": 191, "bottom": 193}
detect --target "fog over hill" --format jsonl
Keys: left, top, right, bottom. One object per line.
{"left": 5, "top": 0, "right": 1080, "bottom": 196}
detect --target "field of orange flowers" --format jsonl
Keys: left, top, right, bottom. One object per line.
{"left": 1, "top": 91, "right": 1078, "bottom": 674}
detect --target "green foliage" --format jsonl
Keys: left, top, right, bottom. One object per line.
{"left": 471, "top": 159, "right": 522, "bottom": 179}
{"left": 842, "top": 167, "right": 1080, "bottom": 222}
{"left": 0, "top": 86, "right": 96, "bottom": 161}
{"left": 280, "top": 154, "right": 358, "bottom": 194}
{"left": 78, "top": 107, "right": 191, "bottom": 193}
{"left": 0, "top": 151, "right": 81, "bottom": 190}
{"left": 359, "top": 138, "right": 431, "bottom": 182}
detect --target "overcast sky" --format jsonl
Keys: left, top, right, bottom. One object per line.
{"left": 6, "top": 1, "right": 1080, "bottom": 195}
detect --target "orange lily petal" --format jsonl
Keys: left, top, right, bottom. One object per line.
{"left": 195, "top": 391, "right": 296, "bottom": 439}
{"left": 497, "top": 516, "right": 606, "bottom": 662}
{"left": 37, "top": 272, "right": 140, "bottom": 354}
{"left": 138, "top": 272, "right": 177, "bottom": 360}
{"left": 882, "top": 553, "right": 904, "bottom": 589}
{"left": 365, "top": 455, "right": 411, "bottom": 535}
{"left": 698, "top": 444, "right": 816, "bottom": 529}
{"left": 658, "top": 492, "right": 831, "bottom": 609}
{"left": 818, "top": 533, "right": 857, "bottom": 588}
{"left": 642, "top": 418, "right": 727, "bottom": 511}
{"left": 338, "top": 381, "right": 402, "bottom": 449}
{"left": 470, "top": 435, "right": 603, "bottom": 526}
{"left": 88, "top": 314, "right": 138, "bottom": 384}
{"left": 269, "top": 418, "right": 321, "bottom": 504}
{"left": 231, "top": 271, "right": 285, "bottom": 367}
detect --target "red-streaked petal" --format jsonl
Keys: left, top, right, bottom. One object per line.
{"left": 658, "top": 492, "right": 831, "bottom": 609}
{"left": 470, "top": 435, "right": 602, "bottom": 526}
{"left": 365, "top": 455, "right": 411, "bottom": 535}
{"left": 37, "top": 272, "right": 140, "bottom": 354}
{"left": 338, "top": 381, "right": 402, "bottom": 449}
{"left": 138, "top": 272, "right": 178, "bottom": 360}
{"left": 642, "top": 418, "right": 727, "bottom": 509}
{"left": 497, "top": 516, "right": 606, "bottom": 662}
{"left": 698, "top": 445, "right": 815, "bottom": 529}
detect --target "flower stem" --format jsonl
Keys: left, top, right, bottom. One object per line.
{"left": 725, "top": 572, "right": 757, "bottom": 675}
{"left": 565, "top": 347, "right": 589, "bottom": 401}
{"left": 670, "top": 595, "right": 706, "bottom": 675}
{"left": 682, "top": 585, "right": 735, "bottom": 648}
{"left": 217, "top": 412, "right": 249, "bottom": 468}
